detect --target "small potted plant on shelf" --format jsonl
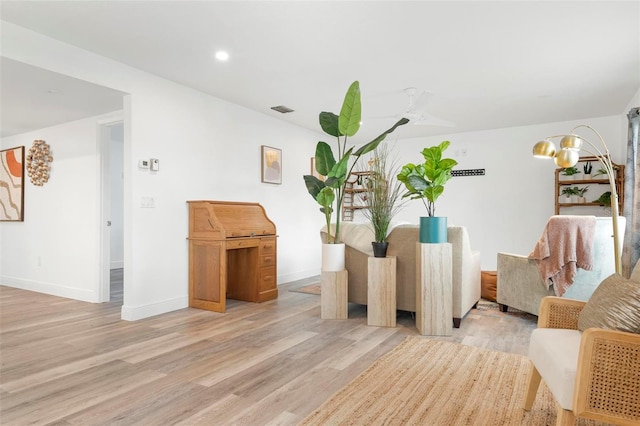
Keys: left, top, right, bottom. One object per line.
{"left": 397, "top": 140, "right": 458, "bottom": 243}
{"left": 582, "top": 161, "right": 592, "bottom": 179}
{"left": 594, "top": 191, "right": 612, "bottom": 206}
{"left": 561, "top": 166, "right": 581, "bottom": 180}
{"left": 576, "top": 186, "right": 590, "bottom": 203}
{"left": 560, "top": 186, "right": 575, "bottom": 203}
{"left": 593, "top": 167, "right": 609, "bottom": 178}
{"left": 360, "top": 145, "right": 406, "bottom": 258}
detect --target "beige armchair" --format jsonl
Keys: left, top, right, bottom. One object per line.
{"left": 524, "top": 293, "right": 640, "bottom": 425}
{"left": 325, "top": 222, "right": 481, "bottom": 327}
{"left": 497, "top": 216, "right": 626, "bottom": 316}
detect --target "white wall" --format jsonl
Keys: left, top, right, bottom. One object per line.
{"left": 1, "top": 22, "right": 324, "bottom": 320}
{"left": 0, "top": 115, "right": 109, "bottom": 301}
{"left": 392, "top": 115, "right": 628, "bottom": 269}
{"left": 625, "top": 88, "right": 640, "bottom": 113}
{"left": 1, "top": 22, "right": 634, "bottom": 319}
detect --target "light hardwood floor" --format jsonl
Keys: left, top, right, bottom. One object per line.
{"left": 0, "top": 270, "right": 537, "bottom": 425}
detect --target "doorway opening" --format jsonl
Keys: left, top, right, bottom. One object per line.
{"left": 99, "top": 119, "right": 124, "bottom": 304}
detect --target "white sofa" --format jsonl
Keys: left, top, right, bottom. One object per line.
{"left": 496, "top": 216, "right": 626, "bottom": 316}
{"left": 322, "top": 222, "right": 481, "bottom": 327}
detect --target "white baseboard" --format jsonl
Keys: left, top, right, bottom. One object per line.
{"left": 277, "top": 268, "right": 320, "bottom": 284}
{"left": 0, "top": 276, "right": 98, "bottom": 302}
{"left": 121, "top": 296, "right": 188, "bottom": 321}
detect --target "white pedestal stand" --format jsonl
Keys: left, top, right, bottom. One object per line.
{"left": 367, "top": 256, "right": 397, "bottom": 327}
{"left": 321, "top": 270, "right": 348, "bottom": 319}
{"left": 416, "top": 243, "right": 452, "bottom": 336}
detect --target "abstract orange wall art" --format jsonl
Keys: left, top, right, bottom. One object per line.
{"left": 1, "top": 146, "right": 25, "bottom": 221}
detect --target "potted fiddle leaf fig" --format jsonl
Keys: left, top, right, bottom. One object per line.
{"left": 303, "top": 80, "right": 409, "bottom": 270}
{"left": 397, "top": 140, "right": 458, "bottom": 243}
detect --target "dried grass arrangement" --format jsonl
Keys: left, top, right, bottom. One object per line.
{"left": 361, "top": 144, "right": 406, "bottom": 246}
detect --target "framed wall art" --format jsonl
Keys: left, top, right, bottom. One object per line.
{"left": 261, "top": 145, "right": 282, "bottom": 184}
{"left": 310, "top": 157, "right": 325, "bottom": 181}
{"left": 0, "top": 146, "right": 25, "bottom": 221}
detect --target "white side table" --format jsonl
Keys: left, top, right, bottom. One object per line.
{"left": 416, "top": 243, "right": 452, "bottom": 335}
{"left": 367, "top": 256, "right": 397, "bottom": 327}
{"left": 321, "top": 270, "right": 348, "bottom": 319}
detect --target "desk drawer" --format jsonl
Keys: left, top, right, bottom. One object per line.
{"left": 260, "top": 238, "right": 276, "bottom": 255}
{"left": 260, "top": 254, "right": 276, "bottom": 267}
{"left": 259, "top": 266, "right": 277, "bottom": 292}
{"left": 227, "top": 239, "right": 259, "bottom": 250}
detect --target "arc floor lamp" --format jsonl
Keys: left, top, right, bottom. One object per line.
{"left": 532, "top": 124, "right": 622, "bottom": 275}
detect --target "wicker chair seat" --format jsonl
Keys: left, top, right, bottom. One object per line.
{"left": 528, "top": 328, "right": 582, "bottom": 409}
{"left": 524, "top": 295, "right": 640, "bottom": 426}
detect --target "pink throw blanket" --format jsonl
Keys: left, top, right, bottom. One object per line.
{"left": 528, "top": 216, "right": 596, "bottom": 296}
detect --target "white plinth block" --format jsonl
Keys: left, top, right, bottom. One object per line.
{"left": 416, "top": 243, "right": 452, "bottom": 336}
{"left": 367, "top": 256, "right": 397, "bottom": 327}
{"left": 321, "top": 270, "right": 348, "bottom": 319}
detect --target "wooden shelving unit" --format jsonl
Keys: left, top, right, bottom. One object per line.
{"left": 342, "top": 171, "right": 371, "bottom": 221}
{"left": 555, "top": 156, "right": 624, "bottom": 215}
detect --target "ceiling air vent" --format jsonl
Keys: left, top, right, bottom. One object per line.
{"left": 271, "top": 105, "right": 294, "bottom": 114}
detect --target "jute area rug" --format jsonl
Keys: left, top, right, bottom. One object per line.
{"left": 300, "top": 337, "right": 605, "bottom": 426}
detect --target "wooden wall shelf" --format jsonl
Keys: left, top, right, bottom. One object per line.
{"left": 554, "top": 156, "right": 624, "bottom": 215}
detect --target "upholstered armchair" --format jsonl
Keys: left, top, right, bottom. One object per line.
{"left": 497, "top": 216, "right": 626, "bottom": 316}
{"left": 324, "top": 222, "right": 481, "bottom": 327}
{"left": 524, "top": 262, "right": 640, "bottom": 425}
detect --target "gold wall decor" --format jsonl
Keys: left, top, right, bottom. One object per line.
{"left": 26, "top": 139, "right": 53, "bottom": 186}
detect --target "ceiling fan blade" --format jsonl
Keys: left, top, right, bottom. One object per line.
{"left": 413, "top": 114, "right": 456, "bottom": 127}
{"left": 369, "top": 114, "right": 402, "bottom": 120}
{"left": 371, "top": 88, "right": 453, "bottom": 127}
{"left": 413, "top": 90, "right": 433, "bottom": 111}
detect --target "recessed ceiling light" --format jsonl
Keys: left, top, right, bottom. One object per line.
{"left": 215, "top": 51, "right": 229, "bottom": 61}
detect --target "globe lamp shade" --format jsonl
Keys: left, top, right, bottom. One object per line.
{"left": 554, "top": 148, "right": 579, "bottom": 168}
{"left": 532, "top": 140, "right": 556, "bottom": 158}
{"left": 560, "top": 134, "right": 583, "bottom": 151}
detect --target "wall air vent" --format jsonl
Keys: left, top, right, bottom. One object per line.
{"left": 452, "top": 169, "right": 485, "bottom": 177}
{"left": 270, "top": 105, "right": 294, "bottom": 114}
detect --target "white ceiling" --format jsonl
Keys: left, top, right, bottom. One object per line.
{"left": 1, "top": 1, "right": 639, "bottom": 141}
{"left": 0, "top": 57, "right": 126, "bottom": 137}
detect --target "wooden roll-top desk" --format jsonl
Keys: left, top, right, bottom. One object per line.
{"left": 187, "top": 200, "right": 277, "bottom": 313}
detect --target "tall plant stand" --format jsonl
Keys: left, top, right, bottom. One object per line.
{"left": 416, "top": 243, "right": 452, "bottom": 336}
{"left": 367, "top": 256, "right": 397, "bottom": 327}
{"left": 321, "top": 270, "right": 348, "bottom": 319}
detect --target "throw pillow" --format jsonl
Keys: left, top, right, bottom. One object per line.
{"left": 577, "top": 273, "right": 640, "bottom": 334}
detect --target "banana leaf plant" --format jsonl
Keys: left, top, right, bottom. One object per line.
{"left": 303, "top": 81, "right": 409, "bottom": 244}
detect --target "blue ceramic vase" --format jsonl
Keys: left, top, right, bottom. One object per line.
{"left": 419, "top": 217, "right": 447, "bottom": 243}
